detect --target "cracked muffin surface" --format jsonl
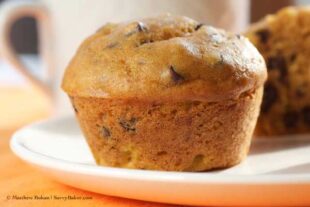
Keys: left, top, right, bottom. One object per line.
{"left": 62, "top": 15, "right": 266, "bottom": 171}
{"left": 246, "top": 7, "right": 310, "bottom": 136}
{"left": 62, "top": 14, "right": 266, "bottom": 102}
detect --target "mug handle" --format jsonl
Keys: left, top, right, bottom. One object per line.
{"left": 0, "top": 0, "right": 53, "bottom": 95}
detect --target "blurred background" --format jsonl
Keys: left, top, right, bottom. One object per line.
{"left": 0, "top": 0, "right": 309, "bottom": 134}
{"left": 1, "top": 0, "right": 308, "bottom": 55}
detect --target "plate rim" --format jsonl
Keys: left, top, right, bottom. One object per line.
{"left": 10, "top": 116, "right": 310, "bottom": 185}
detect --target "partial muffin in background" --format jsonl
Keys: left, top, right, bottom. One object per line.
{"left": 62, "top": 15, "right": 267, "bottom": 171}
{"left": 246, "top": 7, "right": 310, "bottom": 136}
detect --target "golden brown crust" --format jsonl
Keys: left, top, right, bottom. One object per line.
{"left": 71, "top": 88, "right": 263, "bottom": 171}
{"left": 62, "top": 15, "right": 266, "bottom": 102}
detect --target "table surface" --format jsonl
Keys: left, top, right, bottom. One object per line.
{"left": 0, "top": 85, "right": 179, "bottom": 207}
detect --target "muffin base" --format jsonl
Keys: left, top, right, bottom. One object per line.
{"left": 71, "top": 88, "right": 263, "bottom": 171}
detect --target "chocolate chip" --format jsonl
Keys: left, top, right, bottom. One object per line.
{"left": 296, "top": 89, "right": 305, "bottom": 98}
{"left": 218, "top": 54, "right": 225, "bottom": 65}
{"left": 261, "top": 83, "right": 278, "bottom": 113}
{"left": 290, "top": 54, "right": 297, "bottom": 62}
{"left": 137, "top": 22, "right": 148, "bottom": 32}
{"left": 267, "top": 56, "right": 286, "bottom": 70}
{"left": 169, "top": 66, "right": 184, "bottom": 84}
{"left": 195, "top": 23, "right": 204, "bottom": 31}
{"left": 102, "top": 126, "right": 111, "bottom": 138}
{"left": 157, "top": 151, "right": 167, "bottom": 156}
{"left": 266, "top": 55, "right": 288, "bottom": 79}
{"left": 125, "top": 22, "right": 148, "bottom": 37}
{"left": 255, "top": 29, "right": 270, "bottom": 44}
{"left": 283, "top": 111, "right": 299, "bottom": 128}
{"left": 236, "top": 34, "right": 242, "bottom": 39}
{"left": 302, "top": 106, "right": 310, "bottom": 126}
{"left": 140, "top": 39, "right": 154, "bottom": 45}
{"left": 119, "top": 117, "right": 137, "bottom": 132}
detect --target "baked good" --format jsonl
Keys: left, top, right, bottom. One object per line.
{"left": 62, "top": 15, "right": 267, "bottom": 171}
{"left": 246, "top": 7, "right": 310, "bottom": 136}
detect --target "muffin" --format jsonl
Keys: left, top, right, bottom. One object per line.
{"left": 62, "top": 15, "right": 267, "bottom": 171}
{"left": 246, "top": 7, "right": 310, "bottom": 136}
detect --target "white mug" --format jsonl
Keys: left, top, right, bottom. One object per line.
{"left": 0, "top": 0, "right": 249, "bottom": 115}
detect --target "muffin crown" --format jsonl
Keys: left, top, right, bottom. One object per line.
{"left": 62, "top": 15, "right": 267, "bottom": 102}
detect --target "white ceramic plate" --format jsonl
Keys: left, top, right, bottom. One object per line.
{"left": 10, "top": 116, "right": 310, "bottom": 206}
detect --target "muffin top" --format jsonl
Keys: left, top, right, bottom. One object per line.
{"left": 62, "top": 15, "right": 267, "bottom": 102}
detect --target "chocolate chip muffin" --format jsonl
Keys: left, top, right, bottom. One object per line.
{"left": 246, "top": 7, "right": 310, "bottom": 136}
{"left": 62, "top": 15, "right": 267, "bottom": 171}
